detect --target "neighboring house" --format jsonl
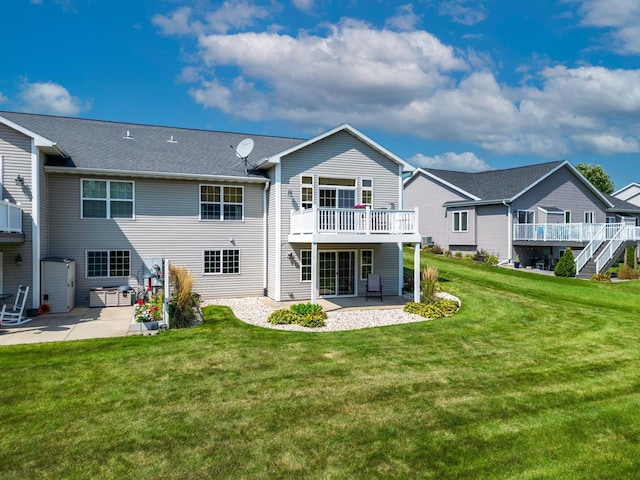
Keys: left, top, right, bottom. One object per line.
{"left": 404, "top": 160, "right": 640, "bottom": 277}
{"left": 0, "top": 111, "right": 421, "bottom": 311}
{"left": 613, "top": 183, "right": 640, "bottom": 207}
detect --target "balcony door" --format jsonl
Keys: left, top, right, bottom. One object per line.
{"left": 318, "top": 251, "right": 355, "bottom": 297}
{"left": 318, "top": 177, "right": 356, "bottom": 209}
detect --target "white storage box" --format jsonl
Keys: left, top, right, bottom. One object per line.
{"left": 90, "top": 288, "right": 132, "bottom": 307}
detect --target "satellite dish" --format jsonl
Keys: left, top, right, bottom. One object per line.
{"left": 235, "top": 138, "right": 254, "bottom": 159}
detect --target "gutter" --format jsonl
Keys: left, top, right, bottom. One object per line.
{"left": 44, "top": 166, "right": 270, "bottom": 184}
{"left": 263, "top": 182, "right": 269, "bottom": 296}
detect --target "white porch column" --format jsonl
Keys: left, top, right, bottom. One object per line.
{"left": 311, "top": 242, "right": 318, "bottom": 304}
{"left": 414, "top": 242, "right": 421, "bottom": 302}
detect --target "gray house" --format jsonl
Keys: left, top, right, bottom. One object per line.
{"left": 0, "top": 111, "right": 421, "bottom": 311}
{"left": 404, "top": 160, "right": 640, "bottom": 277}
{"left": 614, "top": 183, "right": 640, "bottom": 207}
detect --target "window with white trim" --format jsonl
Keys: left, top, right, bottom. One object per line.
{"left": 200, "top": 185, "right": 243, "bottom": 220}
{"left": 82, "top": 179, "right": 134, "bottom": 219}
{"left": 204, "top": 249, "right": 240, "bottom": 274}
{"left": 606, "top": 216, "right": 617, "bottom": 223}
{"left": 565, "top": 211, "right": 571, "bottom": 223}
{"left": 517, "top": 210, "right": 535, "bottom": 224}
{"left": 453, "top": 211, "right": 468, "bottom": 232}
{"left": 301, "top": 250, "right": 311, "bottom": 282}
{"left": 301, "top": 176, "right": 313, "bottom": 210}
{"left": 584, "top": 211, "right": 596, "bottom": 223}
{"left": 361, "top": 249, "right": 373, "bottom": 280}
{"left": 86, "top": 250, "right": 130, "bottom": 278}
{"left": 361, "top": 179, "right": 373, "bottom": 207}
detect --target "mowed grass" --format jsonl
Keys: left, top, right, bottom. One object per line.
{"left": 2, "top": 251, "right": 640, "bottom": 479}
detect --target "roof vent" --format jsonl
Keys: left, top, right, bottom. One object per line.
{"left": 123, "top": 130, "right": 134, "bottom": 140}
{"left": 167, "top": 135, "right": 177, "bottom": 144}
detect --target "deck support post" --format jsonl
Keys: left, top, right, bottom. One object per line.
{"left": 311, "top": 242, "right": 318, "bottom": 304}
{"left": 414, "top": 242, "right": 421, "bottom": 303}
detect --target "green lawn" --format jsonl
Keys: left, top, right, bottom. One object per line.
{"left": 2, "top": 252, "right": 640, "bottom": 479}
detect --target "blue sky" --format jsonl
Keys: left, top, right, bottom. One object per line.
{"left": 2, "top": 0, "right": 640, "bottom": 190}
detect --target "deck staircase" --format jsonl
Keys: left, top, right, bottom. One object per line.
{"left": 576, "top": 240, "right": 633, "bottom": 278}
{"left": 575, "top": 223, "right": 638, "bottom": 278}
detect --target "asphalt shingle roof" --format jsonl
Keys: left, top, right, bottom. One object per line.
{"left": 423, "top": 161, "right": 565, "bottom": 201}
{"left": 0, "top": 111, "right": 304, "bottom": 178}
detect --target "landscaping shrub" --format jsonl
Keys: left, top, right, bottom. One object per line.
{"left": 590, "top": 272, "right": 611, "bottom": 282}
{"left": 463, "top": 254, "right": 475, "bottom": 261}
{"left": 617, "top": 265, "right": 640, "bottom": 280}
{"left": 444, "top": 250, "right": 452, "bottom": 257}
{"left": 554, "top": 248, "right": 576, "bottom": 277}
{"left": 483, "top": 254, "right": 499, "bottom": 266}
{"left": 267, "top": 303, "right": 328, "bottom": 328}
{"left": 169, "top": 264, "right": 197, "bottom": 328}
{"left": 421, "top": 266, "right": 441, "bottom": 302}
{"left": 625, "top": 245, "right": 637, "bottom": 267}
{"left": 404, "top": 298, "right": 459, "bottom": 319}
{"left": 266, "top": 309, "right": 298, "bottom": 325}
{"left": 430, "top": 244, "right": 443, "bottom": 255}
{"left": 454, "top": 251, "right": 463, "bottom": 258}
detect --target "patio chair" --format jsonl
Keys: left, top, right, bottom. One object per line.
{"left": 366, "top": 273, "right": 382, "bottom": 301}
{"left": 0, "top": 285, "right": 31, "bottom": 326}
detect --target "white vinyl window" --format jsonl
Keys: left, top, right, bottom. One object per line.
{"left": 453, "top": 211, "right": 468, "bottom": 232}
{"left": 361, "top": 179, "right": 373, "bottom": 207}
{"left": 200, "top": 185, "right": 244, "bottom": 220}
{"left": 606, "top": 216, "right": 617, "bottom": 224}
{"left": 584, "top": 211, "right": 596, "bottom": 223}
{"left": 565, "top": 211, "right": 571, "bottom": 223}
{"left": 360, "top": 250, "right": 373, "bottom": 280}
{"left": 86, "top": 250, "right": 130, "bottom": 278}
{"left": 301, "top": 250, "right": 311, "bottom": 282}
{"left": 517, "top": 210, "right": 535, "bottom": 224}
{"left": 301, "top": 176, "right": 313, "bottom": 210}
{"left": 82, "top": 179, "right": 134, "bottom": 219}
{"left": 204, "top": 249, "right": 240, "bottom": 274}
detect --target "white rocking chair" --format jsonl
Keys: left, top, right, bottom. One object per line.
{"left": 0, "top": 285, "right": 31, "bottom": 326}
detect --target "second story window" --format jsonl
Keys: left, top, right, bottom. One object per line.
{"left": 82, "top": 179, "right": 134, "bottom": 219}
{"left": 584, "top": 211, "right": 595, "bottom": 223}
{"left": 565, "top": 211, "right": 571, "bottom": 223}
{"left": 517, "top": 210, "right": 535, "bottom": 224}
{"left": 319, "top": 177, "right": 356, "bottom": 209}
{"left": 200, "top": 185, "right": 244, "bottom": 220}
{"left": 361, "top": 179, "right": 373, "bottom": 207}
{"left": 301, "top": 176, "right": 313, "bottom": 210}
{"left": 453, "top": 211, "right": 468, "bottom": 232}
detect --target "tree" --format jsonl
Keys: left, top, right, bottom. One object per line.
{"left": 576, "top": 163, "right": 614, "bottom": 194}
{"left": 554, "top": 247, "right": 576, "bottom": 277}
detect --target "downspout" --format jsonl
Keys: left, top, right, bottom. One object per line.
{"left": 31, "top": 141, "right": 41, "bottom": 309}
{"left": 263, "top": 182, "right": 269, "bottom": 296}
{"left": 503, "top": 199, "right": 512, "bottom": 263}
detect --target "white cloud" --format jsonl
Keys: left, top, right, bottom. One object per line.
{"left": 152, "top": 6, "right": 198, "bottom": 36}
{"left": 577, "top": 0, "right": 640, "bottom": 54}
{"left": 386, "top": 4, "right": 421, "bottom": 31}
{"left": 156, "top": 8, "right": 640, "bottom": 158}
{"left": 292, "top": 0, "right": 314, "bottom": 13}
{"left": 153, "top": 1, "right": 271, "bottom": 36}
{"left": 409, "top": 151, "right": 492, "bottom": 172}
{"left": 18, "top": 81, "right": 87, "bottom": 116}
{"left": 436, "top": 0, "right": 487, "bottom": 26}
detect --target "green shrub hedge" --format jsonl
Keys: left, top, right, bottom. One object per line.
{"left": 267, "top": 303, "right": 328, "bottom": 328}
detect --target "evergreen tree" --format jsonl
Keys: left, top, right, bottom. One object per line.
{"left": 554, "top": 248, "right": 576, "bottom": 277}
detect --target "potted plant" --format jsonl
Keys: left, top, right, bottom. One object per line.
{"left": 513, "top": 255, "right": 521, "bottom": 268}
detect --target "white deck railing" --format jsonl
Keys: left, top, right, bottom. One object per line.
{"left": 595, "top": 224, "right": 638, "bottom": 272}
{"left": 0, "top": 200, "right": 22, "bottom": 233}
{"left": 575, "top": 224, "right": 609, "bottom": 273}
{"left": 290, "top": 206, "right": 418, "bottom": 235}
{"left": 513, "top": 223, "right": 630, "bottom": 243}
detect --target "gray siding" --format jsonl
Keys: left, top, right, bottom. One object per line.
{"left": 476, "top": 204, "right": 509, "bottom": 259}
{"left": 0, "top": 123, "right": 35, "bottom": 306}
{"left": 277, "top": 130, "right": 404, "bottom": 300}
{"left": 513, "top": 167, "right": 609, "bottom": 224}
{"left": 47, "top": 173, "right": 266, "bottom": 305}
{"left": 282, "top": 243, "right": 399, "bottom": 300}
{"left": 403, "top": 172, "right": 469, "bottom": 248}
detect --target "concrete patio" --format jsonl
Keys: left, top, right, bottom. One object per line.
{"left": 0, "top": 306, "right": 135, "bottom": 346}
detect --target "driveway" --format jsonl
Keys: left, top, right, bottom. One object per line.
{"left": 0, "top": 306, "right": 135, "bottom": 346}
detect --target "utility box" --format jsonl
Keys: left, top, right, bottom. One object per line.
{"left": 41, "top": 258, "right": 76, "bottom": 313}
